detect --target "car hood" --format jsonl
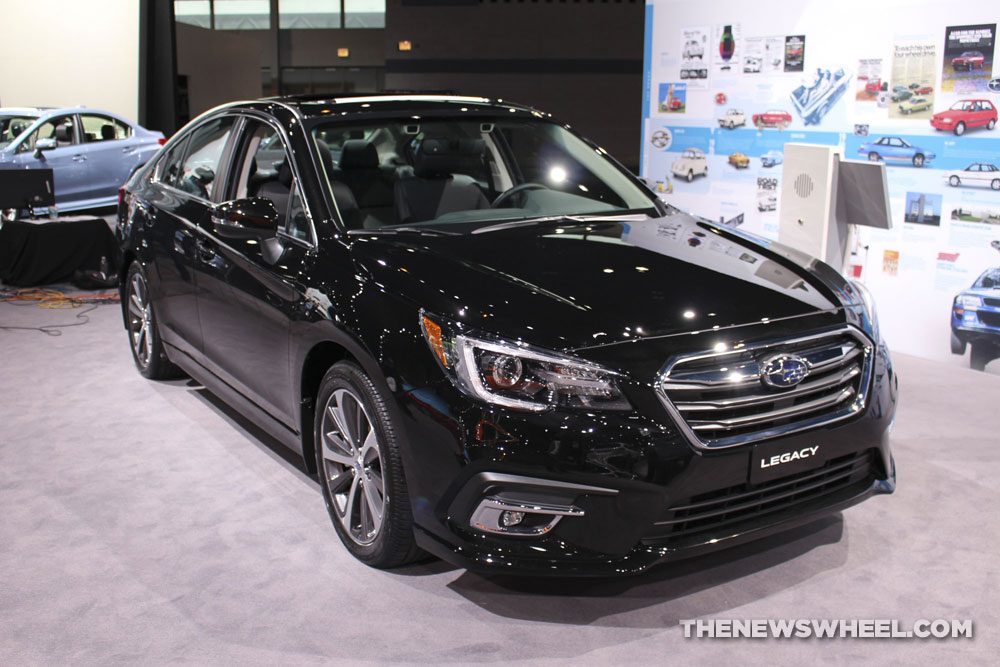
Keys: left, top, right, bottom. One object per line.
{"left": 350, "top": 212, "right": 858, "bottom": 353}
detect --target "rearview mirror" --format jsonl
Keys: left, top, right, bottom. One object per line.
{"left": 33, "top": 138, "right": 57, "bottom": 159}
{"left": 212, "top": 198, "right": 279, "bottom": 240}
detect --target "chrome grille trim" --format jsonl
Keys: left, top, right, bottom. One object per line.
{"left": 655, "top": 326, "right": 874, "bottom": 449}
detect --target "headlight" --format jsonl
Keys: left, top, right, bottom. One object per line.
{"left": 850, "top": 280, "right": 880, "bottom": 340}
{"left": 420, "top": 312, "right": 631, "bottom": 412}
{"left": 940, "top": 117, "right": 953, "bottom": 123}
{"left": 958, "top": 295, "right": 982, "bottom": 308}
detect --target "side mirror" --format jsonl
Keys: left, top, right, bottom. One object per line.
{"left": 33, "top": 137, "right": 57, "bottom": 159}
{"left": 212, "top": 198, "right": 280, "bottom": 240}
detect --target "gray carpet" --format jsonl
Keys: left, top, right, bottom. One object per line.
{"left": 0, "top": 300, "right": 997, "bottom": 665}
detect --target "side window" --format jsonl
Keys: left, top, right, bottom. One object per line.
{"left": 18, "top": 114, "right": 76, "bottom": 152}
{"left": 79, "top": 114, "right": 131, "bottom": 143}
{"left": 177, "top": 116, "right": 236, "bottom": 200}
{"left": 156, "top": 137, "right": 190, "bottom": 188}
{"left": 231, "top": 119, "right": 312, "bottom": 242}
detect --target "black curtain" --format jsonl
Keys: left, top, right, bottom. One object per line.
{"left": 139, "top": 0, "right": 179, "bottom": 136}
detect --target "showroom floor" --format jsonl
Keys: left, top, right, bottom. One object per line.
{"left": 0, "top": 298, "right": 997, "bottom": 665}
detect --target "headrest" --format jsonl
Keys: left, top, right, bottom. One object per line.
{"left": 413, "top": 136, "right": 485, "bottom": 178}
{"left": 339, "top": 140, "right": 379, "bottom": 170}
{"left": 100, "top": 124, "right": 115, "bottom": 141}
{"left": 55, "top": 124, "right": 73, "bottom": 143}
{"left": 315, "top": 138, "right": 335, "bottom": 174}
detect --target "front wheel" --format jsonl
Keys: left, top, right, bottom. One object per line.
{"left": 950, "top": 175, "right": 961, "bottom": 187}
{"left": 125, "top": 262, "right": 181, "bottom": 380}
{"left": 954, "top": 122, "right": 966, "bottom": 136}
{"left": 951, "top": 332, "right": 967, "bottom": 355}
{"left": 970, "top": 344, "right": 993, "bottom": 372}
{"left": 912, "top": 154, "right": 925, "bottom": 168}
{"left": 687, "top": 170, "right": 694, "bottom": 182}
{"left": 315, "top": 361, "right": 421, "bottom": 568}
{"left": 868, "top": 152, "right": 880, "bottom": 162}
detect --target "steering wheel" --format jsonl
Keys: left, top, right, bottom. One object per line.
{"left": 491, "top": 182, "right": 549, "bottom": 208}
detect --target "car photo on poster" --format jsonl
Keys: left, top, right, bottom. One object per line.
{"left": 761, "top": 150, "right": 783, "bottom": 168}
{"left": 946, "top": 163, "right": 1000, "bottom": 190}
{"left": 930, "top": 99, "right": 997, "bottom": 135}
{"left": 757, "top": 190, "right": 777, "bottom": 211}
{"left": 671, "top": 147, "right": 708, "bottom": 181}
{"left": 790, "top": 67, "right": 852, "bottom": 125}
{"left": 718, "top": 108, "right": 745, "bottom": 129}
{"left": 857, "top": 136, "right": 935, "bottom": 167}
{"left": 752, "top": 109, "right": 792, "bottom": 130}
{"left": 951, "top": 267, "right": 1000, "bottom": 370}
{"left": 898, "top": 96, "right": 933, "bottom": 115}
{"left": 728, "top": 152, "right": 750, "bottom": 169}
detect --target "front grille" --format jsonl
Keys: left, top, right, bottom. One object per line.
{"left": 978, "top": 311, "right": 1000, "bottom": 327}
{"left": 983, "top": 297, "right": 1000, "bottom": 309}
{"left": 643, "top": 450, "right": 876, "bottom": 545}
{"left": 657, "top": 327, "right": 873, "bottom": 448}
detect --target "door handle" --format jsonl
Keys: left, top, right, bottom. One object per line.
{"left": 72, "top": 154, "right": 87, "bottom": 162}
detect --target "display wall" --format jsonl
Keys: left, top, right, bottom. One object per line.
{"left": 641, "top": 0, "right": 1000, "bottom": 372}
{"left": 0, "top": 0, "right": 140, "bottom": 121}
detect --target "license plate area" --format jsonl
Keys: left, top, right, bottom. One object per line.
{"left": 750, "top": 441, "right": 826, "bottom": 485}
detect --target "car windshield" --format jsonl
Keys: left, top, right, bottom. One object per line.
{"left": 0, "top": 114, "right": 38, "bottom": 149}
{"left": 951, "top": 101, "right": 973, "bottom": 111}
{"left": 310, "top": 117, "right": 658, "bottom": 230}
{"left": 973, "top": 268, "right": 1000, "bottom": 289}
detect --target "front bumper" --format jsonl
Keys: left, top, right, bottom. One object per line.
{"left": 396, "top": 336, "right": 898, "bottom": 577}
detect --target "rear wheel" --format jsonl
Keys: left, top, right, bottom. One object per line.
{"left": 868, "top": 152, "right": 880, "bottom": 162}
{"left": 949, "top": 175, "right": 961, "bottom": 187}
{"left": 991, "top": 179, "right": 1000, "bottom": 191}
{"left": 987, "top": 119, "right": 995, "bottom": 130}
{"left": 125, "top": 262, "right": 182, "bottom": 380}
{"left": 912, "top": 154, "right": 925, "bottom": 168}
{"left": 315, "top": 361, "right": 421, "bottom": 568}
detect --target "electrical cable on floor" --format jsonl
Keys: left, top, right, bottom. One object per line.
{"left": 0, "top": 288, "right": 119, "bottom": 336}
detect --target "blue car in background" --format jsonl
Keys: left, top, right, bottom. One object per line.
{"left": 951, "top": 267, "right": 1000, "bottom": 371}
{"left": 0, "top": 107, "right": 164, "bottom": 211}
{"left": 857, "top": 136, "right": 935, "bottom": 168}
{"left": 761, "top": 150, "right": 783, "bottom": 168}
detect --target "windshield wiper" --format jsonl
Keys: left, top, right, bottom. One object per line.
{"left": 347, "top": 226, "right": 459, "bottom": 237}
{"left": 472, "top": 213, "right": 650, "bottom": 235}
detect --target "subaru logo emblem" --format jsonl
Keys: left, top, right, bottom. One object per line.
{"left": 759, "top": 353, "right": 810, "bottom": 388}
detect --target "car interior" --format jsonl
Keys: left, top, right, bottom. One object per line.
{"left": 308, "top": 119, "right": 657, "bottom": 231}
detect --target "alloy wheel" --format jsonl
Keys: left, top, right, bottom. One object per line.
{"left": 320, "top": 388, "right": 386, "bottom": 546}
{"left": 127, "top": 273, "right": 153, "bottom": 368}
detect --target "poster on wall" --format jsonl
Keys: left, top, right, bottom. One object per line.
{"left": 713, "top": 24, "right": 741, "bottom": 75}
{"left": 784, "top": 35, "right": 805, "bottom": 72}
{"left": 888, "top": 41, "right": 936, "bottom": 119}
{"left": 679, "top": 27, "right": 709, "bottom": 87}
{"left": 641, "top": 0, "right": 1000, "bottom": 372}
{"left": 941, "top": 24, "right": 996, "bottom": 93}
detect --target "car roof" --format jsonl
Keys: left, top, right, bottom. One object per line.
{"left": 263, "top": 94, "right": 547, "bottom": 120}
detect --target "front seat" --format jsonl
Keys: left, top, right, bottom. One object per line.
{"left": 393, "top": 137, "right": 490, "bottom": 225}
{"left": 257, "top": 160, "right": 293, "bottom": 227}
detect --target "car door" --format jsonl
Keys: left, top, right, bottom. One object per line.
{"left": 76, "top": 113, "right": 137, "bottom": 201}
{"left": 194, "top": 115, "right": 314, "bottom": 425}
{"left": 144, "top": 116, "right": 238, "bottom": 359}
{"left": 9, "top": 114, "right": 88, "bottom": 206}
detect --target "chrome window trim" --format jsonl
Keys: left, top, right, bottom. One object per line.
{"left": 655, "top": 325, "right": 874, "bottom": 450}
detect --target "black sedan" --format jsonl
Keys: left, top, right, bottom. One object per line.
{"left": 117, "top": 95, "right": 897, "bottom": 576}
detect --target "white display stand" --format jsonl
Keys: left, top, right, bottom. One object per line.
{"left": 778, "top": 143, "right": 891, "bottom": 273}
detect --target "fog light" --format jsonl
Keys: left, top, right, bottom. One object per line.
{"left": 501, "top": 511, "right": 525, "bottom": 527}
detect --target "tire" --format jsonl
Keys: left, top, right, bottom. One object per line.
{"left": 970, "top": 344, "right": 992, "bottom": 372}
{"left": 314, "top": 361, "right": 421, "bottom": 569}
{"left": 950, "top": 175, "right": 961, "bottom": 187}
{"left": 988, "top": 119, "right": 996, "bottom": 130}
{"left": 868, "top": 152, "right": 880, "bottom": 162}
{"left": 125, "top": 262, "right": 182, "bottom": 380}
{"left": 687, "top": 170, "right": 694, "bottom": 182}
{"left": 992, "top": 179, "right": 1000, "bottom": 191}
{"left": 951, "top": 331, "right": 967, "bottom": 355}
{"left": 954, "top": 122, "right": 965, "bottom": 136}
{"left": 912, "top": 154, "right": 925, "bottom": 168}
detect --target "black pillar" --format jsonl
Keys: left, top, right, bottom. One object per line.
{"left": 138, "top": 0, "right": 179, "bottom": 135}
